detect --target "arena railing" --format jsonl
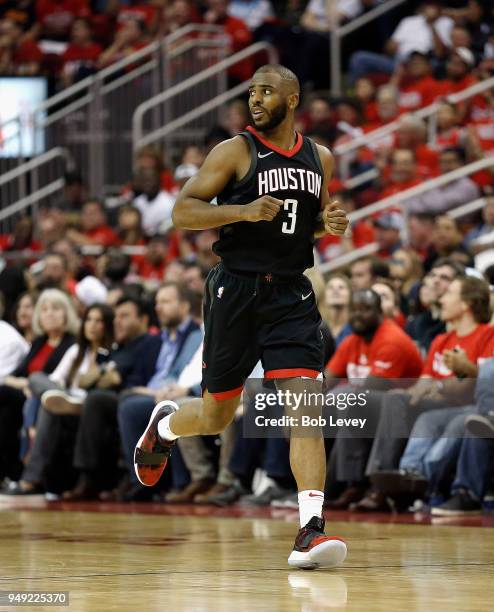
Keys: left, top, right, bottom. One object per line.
{"left": 317, "top": 158, "right": 494, "bottom": 274}
{"left": 132, "top": 42, "right": 278, "bottom": 154}
{"left": 334, "top": 75, "right": 494, "bottom": 179}
{"left": 330, "top": 0, "right": 408, "bottom": 96}
{"left": 0, "top": 147, "right": 70, "bottom": 234}
{"left": 0, "top": 25, "right": 227, "bottom": 197}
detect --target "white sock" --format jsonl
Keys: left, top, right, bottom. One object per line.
{"left": 157, "top": 413, "right": 180, "bottom": 442}
{"left": 298, "top": 490, "right": 324, "bottom": 528}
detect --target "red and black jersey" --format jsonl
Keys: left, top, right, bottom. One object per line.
{"left": 213, "top": 126, "right": 324, "bottom": 278}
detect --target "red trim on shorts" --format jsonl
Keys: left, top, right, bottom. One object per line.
{"left": 264, "top": 368, "right": 321, "bottom": 379}
{"left": 209, "top": 385, "right": 244, "bottom": 401}
{"left": 246, "top": 125, "right": 303, "bottom": 158}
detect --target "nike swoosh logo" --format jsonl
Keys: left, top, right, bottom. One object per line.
{"left": 301, "top": 292, "right": 312, "bottom": 301}
{"left": 308, "top": 492, "right": 323, "bottom": 498}
{"left": 258, "top": 152, "right": 273, "bottom": 158}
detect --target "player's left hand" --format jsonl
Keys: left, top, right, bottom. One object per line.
{"left": 323, "top": 201, "right": 349, "bottom": 236}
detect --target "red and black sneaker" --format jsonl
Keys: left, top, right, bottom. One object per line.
{"left": 288, "top": 516, "right": 347, "bottom": 570}
{"left": 134, "top": 401, "right": 178, "bottom": 487}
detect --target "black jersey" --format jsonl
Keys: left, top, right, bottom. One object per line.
{"left": 213, "top": 126, "right": 324, "bottom": 278}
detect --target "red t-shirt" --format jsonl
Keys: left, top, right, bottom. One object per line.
{"left": 380, "top": 178, "right": 422, "bottom": 200}
{"left": 13, "top": 40, "right": 43, "bottom": 64}
{"left": 317, "top": 222, "right": 375, "bottom": 261}
{"left": 440, "top": 75, "right": 477, "bottom": 97}
{"left": 85, "top": 226, "right": 118, "bottom": 247}
{"left": 62, "top": 42, "right": 102, "bottom": 64}
{"left": 28, "top": 342, "right": 55, "bottom": 374}
{"left": 36, "top": 0, "right": 90, "bottom": 36}
{"left": 399, "top": 76, "right": 444, "bottom": 111}
{"left": 327, "top": 318, "right": 423, "bottom": 382}
{"left": 134, "top": 257, "right": 166, "bottom": 280}
{"left": 422, "top": 324, "right": 492, "bottom": 379}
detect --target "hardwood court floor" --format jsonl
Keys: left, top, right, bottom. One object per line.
{"left": 1, "top": 500, "right": 494, "bottom": 612}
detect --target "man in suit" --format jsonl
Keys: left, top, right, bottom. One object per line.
{"left": 117, "top": 282, "right": 202, "bottom": 499}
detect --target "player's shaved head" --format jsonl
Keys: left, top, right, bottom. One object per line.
{"left": 253, "top": 64, "right": 300, "bottom": 95}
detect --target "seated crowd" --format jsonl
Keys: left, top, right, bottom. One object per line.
{"left": 1, "top": 223, "right": 494, "bottom": 517}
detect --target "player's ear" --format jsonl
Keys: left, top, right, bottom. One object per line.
{"left": 288, "top": 93, "right": 299, "bottom": 110}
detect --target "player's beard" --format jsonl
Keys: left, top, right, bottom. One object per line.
{"left": 252, "top": 101, "right": 288, "bottom": 131}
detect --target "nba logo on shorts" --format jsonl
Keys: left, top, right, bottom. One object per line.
{"left": 217, "top": 287, "right": 224, "bottom": 299}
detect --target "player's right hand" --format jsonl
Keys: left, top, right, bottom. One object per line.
{"left": 242, "top": 196, "right": 284, "bottom": 222}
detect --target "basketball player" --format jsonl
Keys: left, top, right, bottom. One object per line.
{"left": 134, "top": 65, "right": 349, "bottom": 569}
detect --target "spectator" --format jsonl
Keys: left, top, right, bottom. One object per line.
{"left": 116, "top": 205, "right": 146, "bottom": 247}
{"left": 358, "top": 276, "right": 491, "bottom": 512}
{"left": 406, "top": 258, "right": 464, "bottom": 355}
{"left": 441, "top": 47, "right": 477, "bottom": 96}
{"left": 51, "top": 238, "right": 85, "bottom": 286}
{"left": 0, "top": 289, "right": 78, "bottom": 481}
{"left": 132, "top": 149, "right": 175, "bottom": 236}
{"left": 66, "top": 199, "right": 118, "bottom": 248}
{"left": 379, "top": 149, "right": 421, "bottom": 200}
{"left": 349, "top": 255, "right": 389, "bottom": 290}
{"left": 0, "top": 307, "right": 30, "bottom": 382}
{"left": 406, "top": 147, "right": 480, "bottom": 215}
{"left": 61, "top": 17, "right": 102, "bottom": 86}
{"left": 12, "top": 292, "right": 36, "bottom": 344}
{"left": 348, "top": 1, "right": 454, "bottom": 82}
{"left": 427, "top": 215, "right": 471, "bottom": 269}
{"left": 372, "top": 279, "right": 406, "bottom": 327}
{"left": 0, "top": 18, "right": 42, "bottom": 75}
{"left": 0, "top": 216, "right": 42, "bottom": 258}
{"left": 320, "top": 273, "right": 352, "bottom": 347}
{"left": 63, "top": 295, "right": 151, "bottom": 500}
{"left": 134, "top": 236, "right": 169, "bottom": 287}
{"left": 434, "top": 102, "right": 464, "bottom": 151}
{"left": 34, "top": 0, "right": 90, "bottom": 42}
{"left": 117, "top": 282, "right": 202, "bottom": 500}
{"left": 5, "top": 303, "right": 115, "bottom": 495}
{"left": 116, "top": 0, "right": 160, "bottom": 36}
{"left": 163, "top": 0, "right": 201, "bottom": 35}
{"left": 354, "top": 78, "right": 378, "bottom": 123}
{"left": 221, "top": 99, "right": 250, "bottom": 137}
{"left": 372, "top": 210, "right": 404, "bottom": 258}
{"left": 203, "top": 0, "right": 253, "bottom": 85}
{"left": 33, "top": 252, "right": 76, "bottom": 294}
{"left": 407, "top": 212, "right": 435, "bottom": 264}
{"left": 388, "top": 248, "right": 424, "bottom": 314}
{"left": 98, "top": 18, "right": 149, "bottom": 69}
{"left": 464, "top": 195, "right": 494, "bottom": 254}
{"left": 297, "top": 96, "right": 335, "bottom": 142}
{"left": 182, "top": 261, "right": 207, "bottom": 294}
{"left": 391, "top": 51, "right": 443, "bottom": 112}
{"left": 324, "top": 288, "right": 423, "bottom": 509}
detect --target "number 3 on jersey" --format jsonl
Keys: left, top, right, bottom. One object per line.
{"left": 282, "top": 199, "right": 298, "bottom": 234}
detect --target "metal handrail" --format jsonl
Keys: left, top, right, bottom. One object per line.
{"left": 448, "top": 197, "right": 486, "bottom": 220}
{"left": 335, "top": 75, "right": 494, "bottom": 157}
{"left": 0, "top": 179, "right": 65, "bottom": 222}
{"left": 136, "top": 81, "right": 250, "bottom": 149}
{"left": 132, "top": 42, "right": 278, "bottom": 151}
{"left": 0, "top": 147, "right": 68, "bottom": 187}
{"left": 331, "top": 0, "right": 408, "bottom": 96}
{"left": 0, "top": 24, "right": 225, "bottom": 137}
{"left": 349, "top": 155, "right": 494, "bottom": 223}
{"left": 318, "top": 242, "right": 380, "bottom": 273}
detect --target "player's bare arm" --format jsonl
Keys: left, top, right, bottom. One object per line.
{"left": 172, "top": 136, "right": 283, "bottom": 230}
{"left": 313, "top": 144, "right": 349, "bottom": 238}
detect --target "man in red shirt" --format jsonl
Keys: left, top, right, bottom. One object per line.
{"left": 203, "top": 0, "right": 253, "bottom": 84}
{"left": 440, "top": 47, "right": 477, "bottom": 97}
{"left": 324, "top": 289, "right": 422, "bottom": 509}
{"left": 61, "top": 17, "right": 102, "bottom": 85}
{"left": 393, "top": 52, "right": 444, "bottom": 112}
{"left": 354, "top": 275, "right": 491, "bottom": 511}
{"left": 378, "top": 149, "right": 421, "bottom": 200}
{"left": 0, "top": 18, "right": 42, "bottom": 74}
{"left": 35, "top": 0, "right": 90, "bottom": 41}
{"left": 66, "top": 199, "right": 118, "bottom": 248}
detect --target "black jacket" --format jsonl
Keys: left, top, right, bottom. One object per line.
{"left": 13, "top": 333, "right": 76, "bottom": 377}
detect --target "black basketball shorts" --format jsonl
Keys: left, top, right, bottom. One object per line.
{"left": 201, "top": 263, "right": 324, "bottom": 400}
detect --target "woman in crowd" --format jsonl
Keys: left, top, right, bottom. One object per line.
{"left": 12, "top": 292, "right": 36, "bottom": 344}
{"left": 320, "top": 273, "right": 352, "bottom": 347}
{"left": 5, "top": 303, "right": 115, "bottom": 495}
{"left": 0, "top": 289, "right": 78, "bottom": 482}
{"left": 389, "top": 248, "right": 423, "bottom": 314}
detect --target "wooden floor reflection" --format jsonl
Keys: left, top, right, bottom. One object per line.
{"left": 1, "top": 503, "right": 493, "bottom": 611}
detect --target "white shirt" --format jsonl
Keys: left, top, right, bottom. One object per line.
{"left": 228, "top": 0, "right": 274, "bottom": 30}
{"left": 0, "top": 321, "right": 30, "bottom": 383}
{"left": 307, "top": 0, "right": 366, "bottom": 24}
{"left": 133, "top": 190, "right": 175, "bottom": 236}
{"left": 391, "top": 14, "right": 453, "bottom": 59}
{"left": 177, "top": 341, "right": 203, "bottom": 390}
{"left": 49, "top": 344, "right": 92, "bottom": 399}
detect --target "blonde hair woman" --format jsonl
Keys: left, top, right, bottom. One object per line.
{"left": 321, "top": 273, "right": 353, "bottom": 347}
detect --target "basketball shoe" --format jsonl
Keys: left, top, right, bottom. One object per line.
{"left": 134, "top": 401, "right": 178, "bottom": 487}
{"left": 288, "top": 516, "right": 347, "bottom": 570}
